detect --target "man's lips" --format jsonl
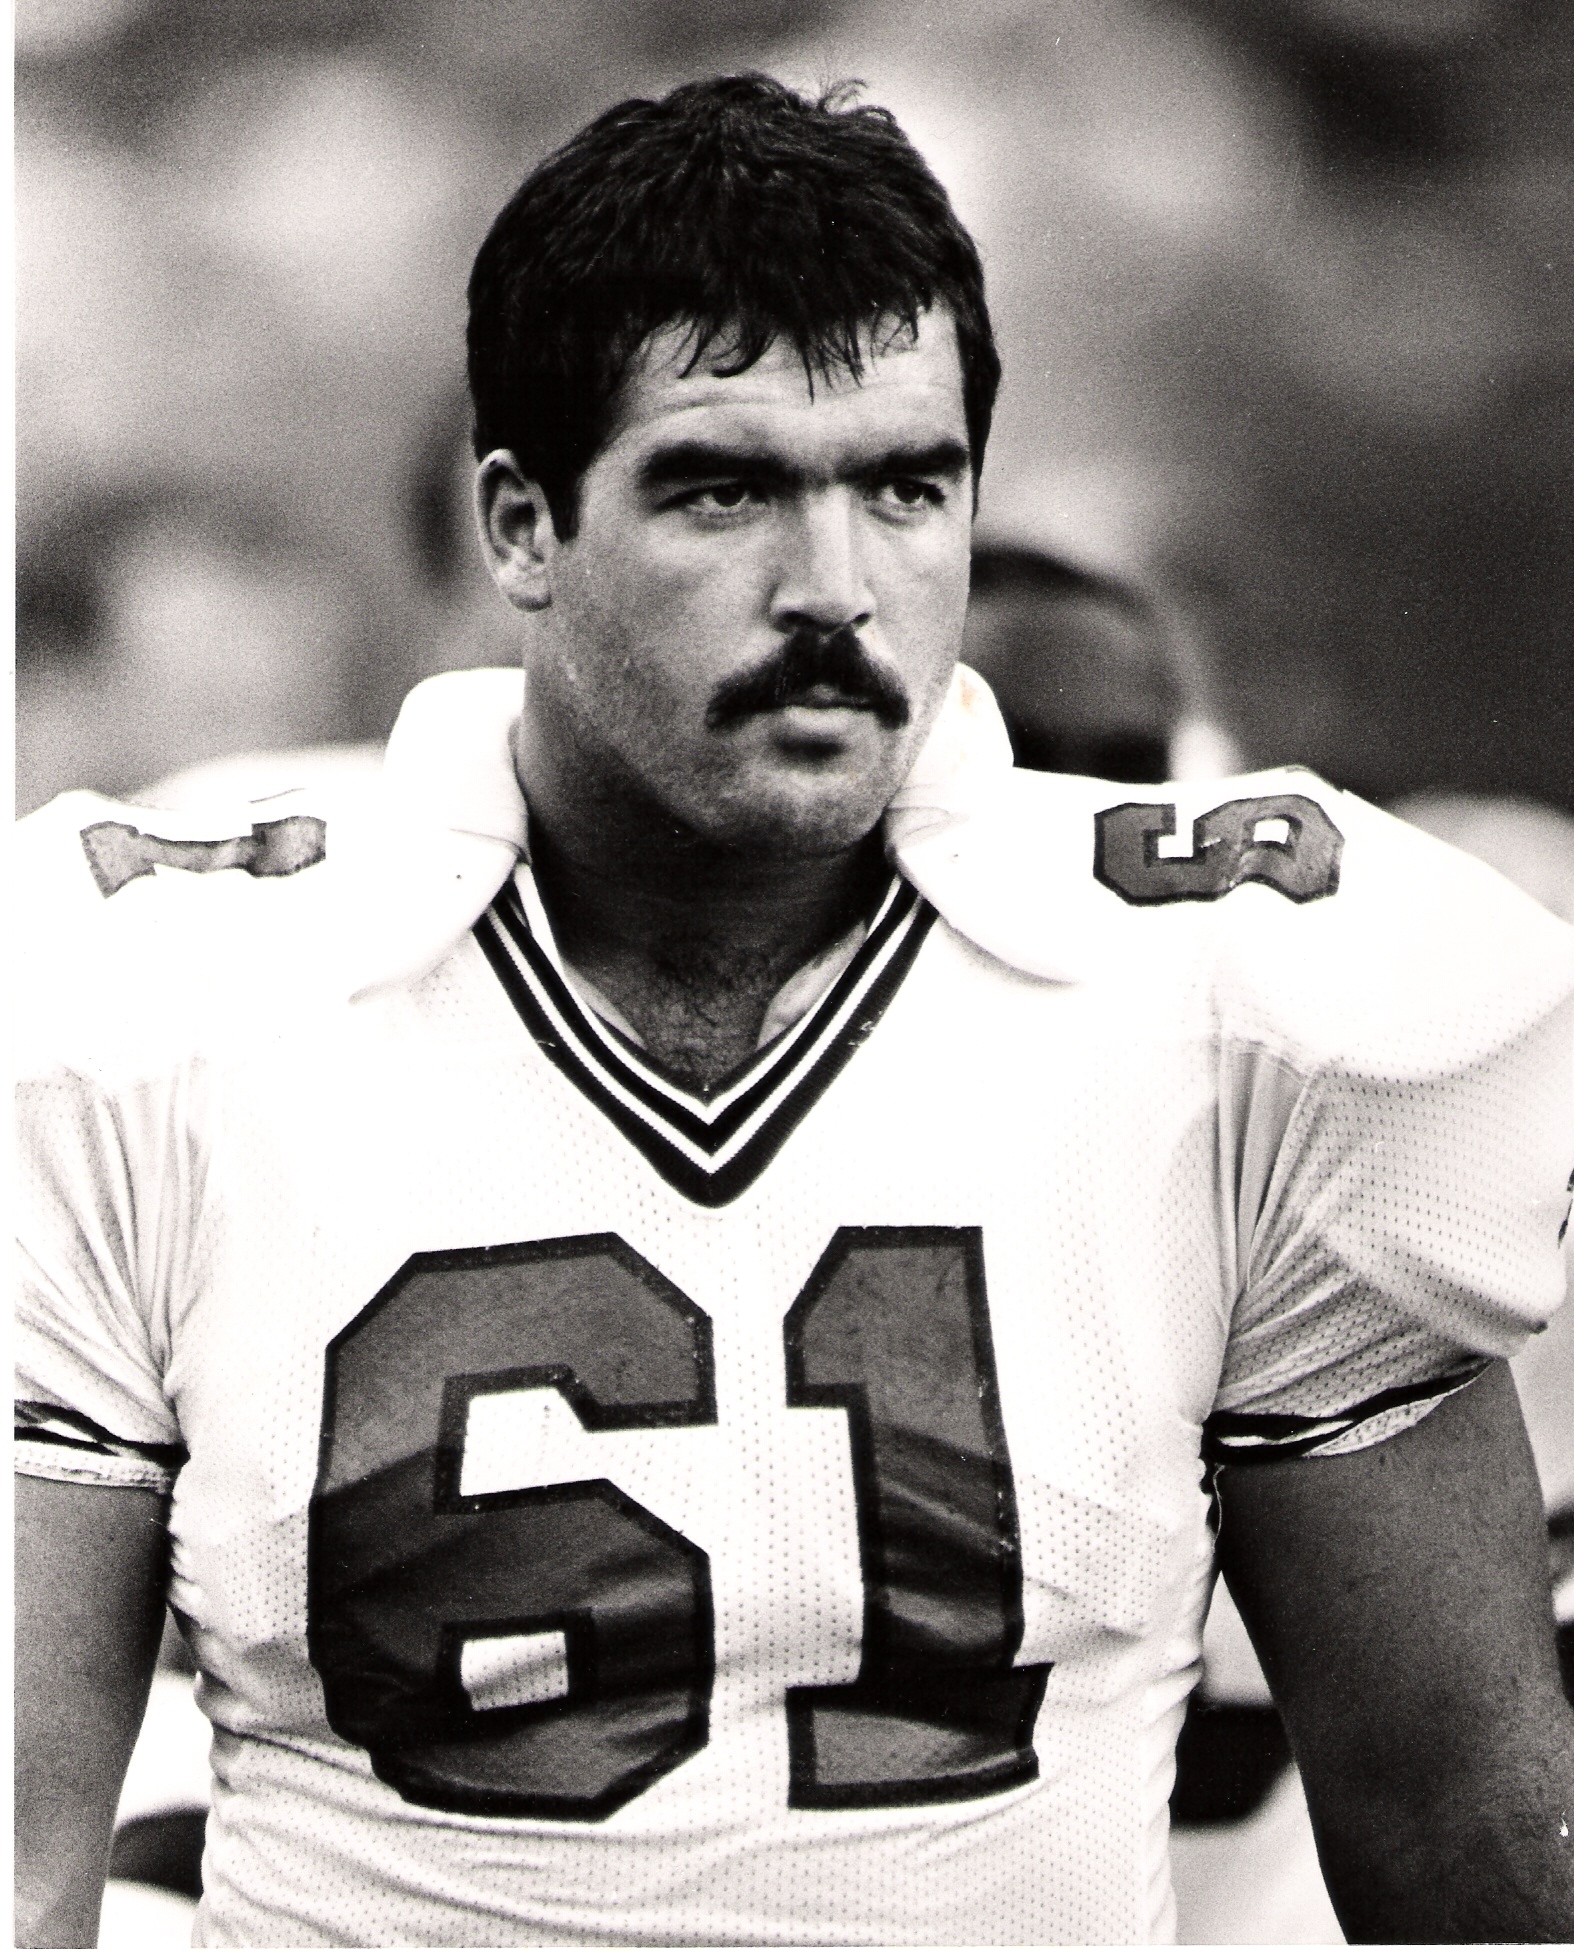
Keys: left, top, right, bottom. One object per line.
{"left": 773, "top": 684, "right": 876, "bottom": 711}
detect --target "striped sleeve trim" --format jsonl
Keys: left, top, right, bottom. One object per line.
{"left": 14, "top": 1400, "right": 187, "bottom": 1478}
{"left": 1548, "top": 1507, "right": 1574, "bottom": 1630}
{"left": 1203, "top": 1361, "right": 1490, "bottom": 1467}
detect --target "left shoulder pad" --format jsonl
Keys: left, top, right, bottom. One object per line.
{"left": 895, "top": 764, "right": 1574, "bottom": 1075}
{"left": 1194, "top": 773, "right": 1574, "bottom": 1074}
{"left": 894, "top": 763, "right": 1353, "bottom": 983}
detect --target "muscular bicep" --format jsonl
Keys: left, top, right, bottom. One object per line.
{"left": 15, "top": 1474, "right": 171, "bottom": 1949}
{"left": 1216, "top": 1360, "right": 1574, "bottom": 1941}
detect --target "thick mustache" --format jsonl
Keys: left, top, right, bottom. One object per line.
{"left": 705, "top": 626, "right": 911, "bottom": 732}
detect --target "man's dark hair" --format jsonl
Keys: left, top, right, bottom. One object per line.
{"left": 467, "top": 73, "right": 998, "bottom": 538}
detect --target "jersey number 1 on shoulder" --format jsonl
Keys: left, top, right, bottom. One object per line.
{"left": 308, "top": 1228, "right": 1048, "bottom": 1820}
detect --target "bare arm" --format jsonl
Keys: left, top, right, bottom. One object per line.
{"left": 15, "top": 1474, "right": 171, "bottom": 1949}
{"left": 1216, "top": 1360, "right": 1574, "bottom": 1942}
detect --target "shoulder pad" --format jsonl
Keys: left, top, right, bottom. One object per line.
{"left": 15, "top": 786, "right": 331, "bottom": 916}
{"left": 13, "top": 785, "right": 350, "bottom": 1081}
{"left": 14, "top": 764, "right": 524, "bottom": 1080}
{"left": 893, "top": 764, "right": 1574, "bottom": 1076}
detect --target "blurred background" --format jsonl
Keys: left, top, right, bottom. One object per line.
{"left": 16, "top": 0, "right": 1573, "bottom": 818}
{"left": 15, "top": 0, "right": 1572, "bottom": 1944}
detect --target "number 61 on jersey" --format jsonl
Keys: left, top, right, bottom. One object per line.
{"left": 308, "top": 1228, "right": 1049, "bottom": 1820}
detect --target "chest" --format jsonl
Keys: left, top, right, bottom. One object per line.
{"left": 162, "top": 943, "right": 1226, "bottom": 1815}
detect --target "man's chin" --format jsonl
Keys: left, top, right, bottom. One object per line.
{"left": 696, "top": 744, "right": 907, "bottom": 857}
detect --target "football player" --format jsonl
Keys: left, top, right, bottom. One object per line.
{"left": 15, "top": 74, "right": 1574, "bottom": 1947}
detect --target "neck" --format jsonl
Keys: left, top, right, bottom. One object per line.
{"left": 518, "top": 720, "right": 890, "bottom": 1092}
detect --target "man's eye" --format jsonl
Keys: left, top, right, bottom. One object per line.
{"left": 874, "top": 478, "right": 943, "bottom": 511}
{"left": 686, "top": 483, "right": 758, "bottom": 513}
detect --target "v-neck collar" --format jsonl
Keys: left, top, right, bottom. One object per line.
{"left": 472, "top": 870, "right": 935, "bottom": 1207}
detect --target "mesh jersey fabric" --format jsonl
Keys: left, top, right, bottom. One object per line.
{"left": 15, "top": 673, "right": 1574, "bottom": 1946}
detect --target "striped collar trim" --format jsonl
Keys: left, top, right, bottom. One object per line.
{"left": 473, "top": 873, "right": 935, "bottom": 1207}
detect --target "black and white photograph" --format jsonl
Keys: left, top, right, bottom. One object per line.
{"left": 14, "top": 0, "right": 1574, "bottom": 1945}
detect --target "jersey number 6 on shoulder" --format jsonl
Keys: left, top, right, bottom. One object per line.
{"left": 1094, "top": 792, "right": 1343, "bottom": 904}
{"left": 308, "top": 1228, "right": 1049, "bottom": 1820}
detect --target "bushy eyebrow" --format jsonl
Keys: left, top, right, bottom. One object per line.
{"left": 636, "top": 436, "right": 971, "bottom": 495}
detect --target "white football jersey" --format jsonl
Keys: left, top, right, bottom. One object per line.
{"left": 16, "top": 672, "right": 1574, "bottom": 1947}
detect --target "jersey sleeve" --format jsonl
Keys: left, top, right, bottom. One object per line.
{"left": 11, "top": 754, "right": 499, "bottom": 1494}
{"left": 11, "top": 790, "right": 268, "bottom": 1495}
{"left": 1206, "top": 789, "right": 1574, "bottom": 1465}
{"left": 16, "top": 1065, "right": 189, "bottom": 1491}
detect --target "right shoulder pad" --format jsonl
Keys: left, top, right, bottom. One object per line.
{"left": 13, "top": 787, "right": 345, "bottom": 1081}
{"left": 15, "top": 787, "right": 330, "bottom": 916}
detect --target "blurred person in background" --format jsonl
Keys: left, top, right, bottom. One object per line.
{"left": 961, "top": 549, "right": 1180, "bottom": 783}
{"left": 15, "top": 71, "right": 1574, "bottom": 1950}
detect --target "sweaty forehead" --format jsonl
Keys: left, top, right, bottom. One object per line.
{"left": 602, "top": 311, "right": 968, "bottom": 458}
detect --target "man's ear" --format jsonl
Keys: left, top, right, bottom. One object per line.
{"left": 476, "top": 451, "right": 559, "bottom": 612}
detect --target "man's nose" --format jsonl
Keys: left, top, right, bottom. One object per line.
{"left": 769, "top": 491, "right": 874, "bottom": 636}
